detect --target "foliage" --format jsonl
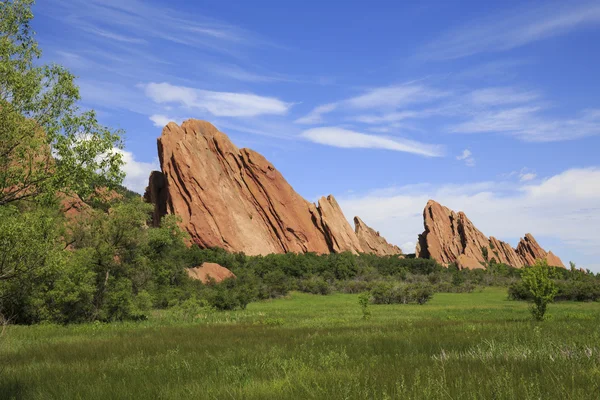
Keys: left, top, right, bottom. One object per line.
{"left": 358, "top": 292, "right": 371, "bottom": 320}
{"left": 509, "top": 270, "right": 600, "bottom": 303}
{"left": 0, "top": 199, "right": 194, "bottom": 323}
{"left": 297, "top": 276, "right": 332, "bottom": 295}
{"left": 520, "top": 259, "right": 558, "bottom": 321}
{"left": 0, "top": 205, "right": 64, "bottom": 283}
{"left": 370, "top": 282, "right": 434, "bottom": 305}
{"left": 0, "top": 0, "right": 123, "bottom": 206}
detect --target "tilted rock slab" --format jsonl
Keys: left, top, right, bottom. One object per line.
{"left": 516, "top": 233, "right": 566, "bottom": 268}
{"left": 416, "top": 200, "right": 564, "bottom": 269}
{"left": 354, "top": 216, "right": 403, "bottom": 256}
{"left": 316, "top": 195, "right": 363, "bottom": 254}
{"left": 145, "top": 119, "right": 398, "bottom": 256}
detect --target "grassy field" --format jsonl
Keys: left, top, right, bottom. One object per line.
{"left": 2, "top": 288, "right": 600, "bottom": 399}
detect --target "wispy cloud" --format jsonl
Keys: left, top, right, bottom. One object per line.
{"left": 421, "top": 1, "right": 600, "bottom": 60}
{"left": 520, "top": 172, "right": 537, "bottom": 182}
{"left": 295, "top": 103, "right": 337, "bottom": 124}
{"left": 81, "top": 26, "right": 148, "bottom": 45}
{"left": 451, "top": 106, "right": 600, "bottom": 142}
{"left": 301, "top": 127, "right": 444, "bottom": 157}
{"left": 149, "top": 115, "right": 188, "bottom": 128}
{"left": 456, "top": 149, "right": 475, "bottom": 167}
{"left": 345, "top": 84, "right": 449, "bottom": 109}
{"left": 501, "top": 167, "right": 538, "bottom": 182}
{"left": 44, "top": 0, "right": 264, "bottom": 53}
{"left": 143, "top": 82, "right": 292, "bottom": 117}
{"left": 469, "top": 87, "right": 540, "bottom": 106}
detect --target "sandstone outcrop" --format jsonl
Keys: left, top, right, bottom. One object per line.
{"left": 187, "top": 262, "right": 236, "bottom": 283}
{"left": 516, "top": 233, "right": 566, "bottom": 268}
{"left": 316, "top": 195, "right": 362, "bottom": 254}
{"left": 143, "top": 171, "right": 168, "bottom": 227}
{"left": 354, "top": 216, "right": 403, "bottom": 256}
{"left": 60, "top": 193, "right": 90, "bottom": 219}
{"left": 416, "top": 200, "right": 564, "bottom": 269}
{"left": 145, "top": 119, "right": 399, "bottom": 256}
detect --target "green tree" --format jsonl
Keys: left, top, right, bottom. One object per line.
{"left": 521, "top": 259, "right": 558, "bottom": 321}
{"left": 0, "top": 0, "right": 124, "bottom": 206}
{"left": 358, "top": 292, "right": 371, "bottom": 320}
{"left": 0, "top": 205, "right": 66, "bottom": 323}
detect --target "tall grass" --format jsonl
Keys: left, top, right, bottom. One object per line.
{"left": 2, "top": 288, "right": 600, "bottom": 399}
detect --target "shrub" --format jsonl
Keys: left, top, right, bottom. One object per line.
{"left": 358, "top": 292, "right": 371, "bottom": 320}
{"left": 521, "top": 260, "right": 558, "bottom": 321}
{"left": 337, "top": 280, "right": 371, "bottom": 294}
{"left": 508, "top": 281, "right": 531, "bottom": 301}
{"left": 370, "top": 282, "right": 433, "bottom": 305}
{"left": 298, "top": 276, "right": 332, "bottom": 295}
{"left": 261, "top": 270, "right": 290, "bottom": 299}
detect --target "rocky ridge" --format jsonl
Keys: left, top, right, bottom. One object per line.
{"left": 144, "top": 119, "right": 400, "bottom": 256}
{"left": 354, "top": 216, "right": 403, "bottom": 256}
{"left": 416, "top": 200, "right": 565, "bottom": 269}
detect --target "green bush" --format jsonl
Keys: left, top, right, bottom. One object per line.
{"left": 370, "top": 282, "right": 434, "bottom": 305}
{"left": 521, "top": 260, "right": 558, "bottom": 321}
{"left": 298, "top": 276, "right": 332, "bottom": 295}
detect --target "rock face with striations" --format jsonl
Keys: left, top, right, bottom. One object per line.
{"left": 144, "top": 119, "right": 399, "bottom": 256}
{"left": 416, "top": 200, "right": 564, "bottom": 269}
{"left": 354, "top": 216, "right": 403, "bottom": 256}
{"left": 516, "top": 234, "right": 565, "bottom": 268}
{"left": 316, "top": 195, "right": 363, "bottom": 254}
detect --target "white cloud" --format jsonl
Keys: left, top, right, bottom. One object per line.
{"left": 143, "top": 82, "right": 292, "bottom": 117}
{"left": 45, "top": 0, "right": 265, "bottom": 52}
{"left": 451, "top": 106, "right": 600, "bottom": 142}
{"left": 469, "top": 87, "right": 539, "bottom": 106}
{"left": 400, "top": 241, "right": 416, "bottom": 254}
{"left": 295, "top": 103, "right": 337, "bottom": 125}
{"left": 338, "top": 167, "right": 600, "bottom": 272}
{"left": 345, "top": 84, "right": 448, "bottom": 109}
{"left": 519, "top": 172, "right": 537, "bottom": 182}
{"left": 149, "top": 114, "right": 183, "bottom": 128}
{"left": 83, "top": 27, "right": 147, "bottom": 44}
{"left": 353, "top": 111, "right": 424, "bottom": 124}
{"left": 301, "top": 127, "right": 444, "bottom": 157}
{"left": 421, "top": 2, "right": 600, "bottom": 60}
{"left": 300, "top": 81, "right": 600, "bottom": 143}
{"left": 456, "top": 149, "right": 476, "bottom": 167}
{"left": 112, "top": 149, "right": 159, "bottom": 194}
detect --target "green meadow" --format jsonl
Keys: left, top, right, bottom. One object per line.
{"left": 2, "top": 288, "right": 600, "bottom": 399}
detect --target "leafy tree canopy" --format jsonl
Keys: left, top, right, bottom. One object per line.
{"left": 0, "top": 0, "right": 124, "bottom": 206}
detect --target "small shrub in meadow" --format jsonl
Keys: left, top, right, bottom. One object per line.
{"left": 521, "top": 260, "right": 558, "bottom": 321}
{"left": 358, "top": 292, "right": 371, "bottom": 320}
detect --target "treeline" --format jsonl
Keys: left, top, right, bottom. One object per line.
{"left": 2, "top": 195, "right": 599, "bottom": 324}
{"left": 509, "top": 276, "right": 600, "bottom": 302}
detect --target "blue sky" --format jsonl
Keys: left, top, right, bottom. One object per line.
{"left": 34, "top": 0, "right": 600, "bottom": 271}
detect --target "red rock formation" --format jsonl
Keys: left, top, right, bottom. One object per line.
{"left": 488, "top": 236, "right": 525, "bottom": 268}
{"left": 60, "top": 193, "right": 90, "bottom": 219}
{"left": 516, "top": 234, "right": 565, "bottom": 268}
{"left": 316, "top": 195, "right": 362, "bottom": 254}
{"left": 354, "top": 216, "right": 403, "bottom": 256}
{"left": 143, "top": 171, "right": 168, "bottom": 227}
{"left": 416, "top": 200, "right": 564, "bottom": 269}
{"left": 187, "top": 262, "right": 236, "bottom": 283}
{"left": 147, "top": 119, "right": 399, "bottom": 256}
